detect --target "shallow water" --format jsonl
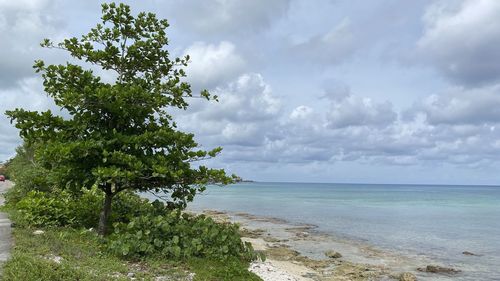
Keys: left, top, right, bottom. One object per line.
{"left": 186, "top": 182, "right": 500, "bottom": 280}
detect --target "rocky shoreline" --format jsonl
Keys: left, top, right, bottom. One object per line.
{"left": 198, "top": 210, "right": 466, "bottom": 281}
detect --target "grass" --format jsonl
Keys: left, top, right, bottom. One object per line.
{"left": 187, "top": 258, "right": 261, "bottom": 281}
{"left": 2, "top": 226, "right": 262, "bottom": 281}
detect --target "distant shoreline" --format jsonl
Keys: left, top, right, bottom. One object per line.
{"left": 229, "top": 180, "right": 500, "bottom": 188}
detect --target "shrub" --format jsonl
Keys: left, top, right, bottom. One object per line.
{"left": 3, "top": 144, "right": 52, "bottom": 205}
{"left": 3, "top": 164, "right": 52, "bottom": 205}
{"left": 108, "top": 212, "right": 259, "bottom": 261}
{"left": 15, "top": 190, "right": 75, "bottom": 227}
{"left": 68, "top": 187, "right": 104, "bottom": 228}
{"left": 111, "top": 192, "right": 167, "bottom": 224}
{"left": 14, "top": 188, "right": 169, "bottom": 229}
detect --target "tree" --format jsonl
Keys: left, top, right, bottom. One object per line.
{"left": 6, "top": 2, "right": 235, "bottom": 235}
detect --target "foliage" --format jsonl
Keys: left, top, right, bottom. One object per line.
{"left": 73, "top": 188, "right": 168, "bottom": 228}
{"left": 2, "top": 228, "right": 177, "bottom": 281}
{"left": 108, "top": 212, "right": 259, "bottom": 261}
{"left": 14, "top": 187, "right": 168, "bottom": 229}
{"left": 113, "top": 192, "right": 167, "bottom": 222}
{"left": 15, "top": 190, "right": 75, "bottom": 227}
{"left": 3, "top": 144, "right": 51, "bottom": 204}
{"left": 2, "top": 221, "right": 262, "bottom": 281}
{"left": 5, "top": 2, "right": 236, "bottom": 235}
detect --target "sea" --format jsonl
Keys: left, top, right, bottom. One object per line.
{"left": 186, "top": 182, "right": 500, "bottom": 280}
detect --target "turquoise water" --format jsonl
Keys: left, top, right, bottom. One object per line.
{"left": 188, "top": 182, "right": 500, "bottom": 280}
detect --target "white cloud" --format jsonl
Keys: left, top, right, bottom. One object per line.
{"left": 418, "top": 0, "right": 500, "bottom": 86}
{"left": 175, "top": 72, "right": 500, "bottom": 169}
{"left": 2, "top": 0, "right": 500, "bottom": 183}
{"left": 177, "top": 73, "right": 281, "bottom": 147}
{"left": 183, "top": 41, "right": 246, "bottom": 90}
{"left": 289, "top": 105, "right": 313, "bottom": 120}
{"left": 325, "top": 88, "right": 397, "bottom": 129}
{"left": 0, "top": 0, "right": 51, "bottom": 10}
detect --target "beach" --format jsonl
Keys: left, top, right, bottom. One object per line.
{"left": 179, "top": 182, "right": 500, "bottom": 281}
{"left": 198, "top": 210, "right": 441, "bottom": 281}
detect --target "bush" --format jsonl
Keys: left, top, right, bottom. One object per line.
{"left": 72, "top": 188, "right": 168, "bottom": 228}
{"left": 14, "top": 187, "right": 169, "bottom": 229}
{"left": 3, "top": 164, "right": 52, "bottom": 205}
{"left": 3, "top": 144, "right": 52, "bottom": 205}
{"left": 15, "top": 190, "right": 75, "bottom": 227}
{"left": 108, "top": 212, "right": 259, "bottom": 261}
{"left": 112, "top": 192, "right": 167, "bottom": 224}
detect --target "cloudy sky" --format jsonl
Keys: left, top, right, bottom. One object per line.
{"left": 1, "top": 0, "right": 500, "bottom": 185}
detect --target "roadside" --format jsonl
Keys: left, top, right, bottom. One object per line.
{"left": 0, "top": 180, "right": 13, "bottom": 275}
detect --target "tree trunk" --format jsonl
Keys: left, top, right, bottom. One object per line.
{"left": 98, "top": 191, "right": 113, "bottom": 236}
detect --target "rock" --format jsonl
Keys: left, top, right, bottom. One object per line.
{"left": 187, "top": 272, "right": 196, "bottom": 281}
{"left": 127, "top": 272, "right": 135, "bottom": 278}
{"left": 109, "top": 273, "right": 122, "bottom": 278}
{"left": 325, "top": 250, "right": 342, "bottom": 259}
{"left": 399, "top": 272, "right": 417, "bottom": 281}
{"left": 296, "top": 232, "right": 309, "bottom": 238}
{"left": 462, "top": 251, "right": 478, "bottom": 256}
{"left": 417, "top": 265, "right": 461, "bottom": 274}
{"left": 46, "top": 255, "right": 63, "bottom": 264}
{"left": 33, "top": 230, "right": 45, "bottom": 235}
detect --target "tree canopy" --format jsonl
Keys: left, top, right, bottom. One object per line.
{"left": 6, "top": 2, "right": 235, "bottom": 235}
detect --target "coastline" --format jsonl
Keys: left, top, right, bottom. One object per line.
{"left": 196, "top": 209, "right": 463, "bottom": 281}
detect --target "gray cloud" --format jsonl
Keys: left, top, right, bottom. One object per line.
{"left": 0, "top": 77, "right": 57, "bottom": 159}
{"left": 417, "top": 0, "right": 500, "bottom": 86}
{"left": 172, "top": 0, "right": 291, "bottom": 35}
{"left": 326, "top": 95, "right": 396, "bottom": 129}
{"left": 2, "top": 0, "right": 500, "bottom": 183}
{"left": 292, "top": 18, "right": 355, "bottom": 64}
{"left": 177, "top": 73, "right": 281, "bottom": 148}
{"left": 0, "top": 0, "right": 63, "bottom": 88}
{"left": 184, "top": 79, "right": 500, "bottom": 170}
{"left": 414, "top": 84, "right": 500, "bottom": 125}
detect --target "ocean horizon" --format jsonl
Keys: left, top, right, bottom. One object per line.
{"left": 184, "top": 181, "right": 500, "bottom": 281}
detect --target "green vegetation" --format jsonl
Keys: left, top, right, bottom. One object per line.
{"left": 6, "top": 2, "right": 235, "bottom": 235}
{"left": 2, "top": 144, "right": 50, "bottom": 203}
{"left": 2, "top": 177, "right": 262, "bottom": 280}
{"left": 1, "top": 2, "right": 263, "bottom": 280}
{"left": 13, "top": 188, "right": 161, "bottom": 229}
{"left": 2, "top": 227, "right": 260, "bottom": 281}
{"left": 108, "top": 212, "right": 258, "bottom": 260}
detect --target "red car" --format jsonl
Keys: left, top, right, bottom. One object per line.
{"left": 0, "top": 175, "right": 5, "bottom": 182}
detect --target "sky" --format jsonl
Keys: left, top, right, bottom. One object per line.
{"left": 1, "top": 0, "right": 500, "bottom": 185}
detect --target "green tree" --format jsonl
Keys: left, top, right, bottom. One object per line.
{"left": 6, "top": 2, "right": 234, "bottom": 235}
